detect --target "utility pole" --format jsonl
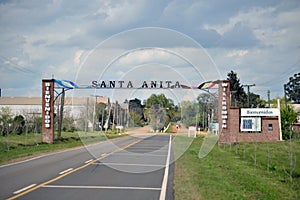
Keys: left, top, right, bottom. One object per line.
{"left": 267, "top": 90, "right": 270, "bottom": 107}
{"left": 242, "top": 84, "right": 255, "bottom": 107}
{"left": 85, "top": 97, "right": 89, "bottom": 132}
{"left": 57, "top": 88, "right": 65, "bottom": 139}
{"left": 91, "top": 95, "right": 103, "bottom": 131}
{"left": 284, "top": 84, "right": 288, "bottom": 108}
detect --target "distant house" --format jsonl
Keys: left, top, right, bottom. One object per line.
{"left": 0, "top": 96, "right": 109, "bottom": 119}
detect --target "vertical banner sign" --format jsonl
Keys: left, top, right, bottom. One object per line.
{"left": 218, "top": 80, "right": 230, "bottom": 130}
{"left": 42, "top": 79, "right": 54, "bottom": 143}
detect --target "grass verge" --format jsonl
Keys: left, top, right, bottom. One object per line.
{"left": 0, "top": 131, "right": 127, "bottom": 165}
{"left": 174, "top": 136, "right": 300, "bottom": 200}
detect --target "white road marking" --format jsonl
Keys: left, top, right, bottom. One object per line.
{"left": 0, "top": 136, "right": 126, "bottom": 168}
{"left": 159, "top": 135, "right": 172, "bottom": 200}
{"left": 6, "top": 138, "right": 144, "bottom": 200}
{"left": 43, "top": 185, "right": 161, "bottom": 191}
{"left": 59, "top": 168, "right": 73, "bottom": 175}
{"left": 126, "top": 147, "right": 166, "bottom": 150}
{"left": 92, "top": 162, "right": 165, "bottom": 167}
{"left": 8, "top": 136, "right": 172, "bottom": 199}
{"left": 13, "top": 184, "right": 37, "bottom": 194}
{"left": 123, "top": 150, "right": 168, "bottom": 154}
{"left": 111, "top": 152, "right": 166, "bottom": 157}
{"left": 0, "top": 146, "right": 87, "bottom": 168}
{"left": 84, "top": 159, "right": 93, "bottom": 164}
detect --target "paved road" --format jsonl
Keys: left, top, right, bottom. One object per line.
{"left": 0, "top": 134, "right": 174, "bottom": 200}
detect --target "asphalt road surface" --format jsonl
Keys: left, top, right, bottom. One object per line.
{"left": 0, "top": 134, "right": 174, "bottom": 200}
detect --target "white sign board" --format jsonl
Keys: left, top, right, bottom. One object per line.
{"left": 188, "top": 126, "right": 197, "bottom": 138}
{"left": 211, "top": 123, "right": 219, "bottom": 134}
{"left": 241, "top": 108, "right": 280, "bottom": 117}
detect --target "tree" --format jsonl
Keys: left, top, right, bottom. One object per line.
{"left": 256, "top": 97, "right": 267, "bottom": 108}
{"left": 76, "top": 98, "right": 95, "bottom": 131}
{"left": 129, "top": 111, "right": 144, "bottom": 127}
{"left": 32, "top": 116, "right": 42, "bottom": 133}
{"left": 62, "top": 111, "right": 76, "bottom": 132}
{"left": 0, "top": 107, "right": 13, "bottom": 136}
{"left": 227, "top": 70, "right": 247, "bottom": 107}
{"left": 281, "top": 105, "right": 298, "bottom": 139}
{"left": 180, "top": 101, "right": 198, "bottom": 127}
{"left": 13, "top": 115, "right": 26, "bottom": 135}
{"left": 173, "top": 105, "right": 181, "bottom": 123}
{"left": 95, "top": 102, "right": 107, "bottom": 130}
{"left": 144, "top": 94, "right": 176, "bottom": 130}
{"left": 227, "top": 70, "right": 261, "bottom": 107}
{"left": 129, "top": 98, "right": 144, "bottom": 127}
{"left": 248, "top": 92, "right": 260, "bottom": 108}
{"left": 284, "top": 73, "right": 300, "bottom": 104}
{"left": 145, "top": 94, "right": 175, "bottom": 109}
{"left": 197, "top": 93, "right": 218, "bottom": 129}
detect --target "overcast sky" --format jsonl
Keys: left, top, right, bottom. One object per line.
{"left": 0, "top": 0, "right": 299, "bottom": 102}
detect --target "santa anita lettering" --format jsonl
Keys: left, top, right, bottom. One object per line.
{"left": 91, "top": 80, "right": 181, "bottom": 89}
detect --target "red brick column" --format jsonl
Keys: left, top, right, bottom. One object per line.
{"left": 218, "top": 80, "right": 231, "bottom": 143}
{"left": 42, "top": 79, "right": 54, "bottom": 143}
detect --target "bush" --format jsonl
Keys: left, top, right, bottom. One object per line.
{"left": 281, "top": 105, "right": 298, "bottom": 140}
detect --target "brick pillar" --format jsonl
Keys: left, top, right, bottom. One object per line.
{"left": 218, "top": 80, "right": 230, "bottom": 143}
{"left": 42, "top": 79, "right": 54, "bottom": 143}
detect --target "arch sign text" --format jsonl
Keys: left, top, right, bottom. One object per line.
{"left": 42, "top": 79, "right": 222, "bottom": 143}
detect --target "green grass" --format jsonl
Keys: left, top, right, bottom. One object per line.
{"left": 0, "top": 131, "right": 127, "bottom": 165}
{"left": 174, "top": 136, "right": 300, "bottom": 200}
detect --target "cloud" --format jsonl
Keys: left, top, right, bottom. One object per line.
{"left": 74, "top": 50, "right": 84, "bottom": 65}
{"left": 226, "top": 50, "right": 249, "bottom": 57}
{"left": 115, "top": 48, "right": 185, "bottom": 67}
{"left": 218, "top": 22, "right": 260, "bottom": 48}
{"left": 0, "top": 0, "right": 299, "bottom": 102}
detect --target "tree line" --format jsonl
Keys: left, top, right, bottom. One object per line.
{"left": 0, "top": 70, "right": 298, "bottom": 138}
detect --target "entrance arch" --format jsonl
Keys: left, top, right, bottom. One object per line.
{"left": 41, "top": 27, "right": 227, "bottom": 174}
{"left": 42, "top": 78, "right": 226, "bottom": 141}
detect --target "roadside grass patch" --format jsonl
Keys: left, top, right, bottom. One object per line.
{"left": 175, "top": 136, "right": 299, "bottom": 200}
{"left": 0, "top": 131, "right": 127, "bottom": 165}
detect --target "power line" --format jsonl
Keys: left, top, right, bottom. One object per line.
{"left": 257, "top": 59, "right": 300, "bottom": 86}
{"left": 0, "top": 54, "right": 36, "bottom": 75}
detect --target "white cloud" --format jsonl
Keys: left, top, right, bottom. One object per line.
{"left": 96, "top": 1, "right": 143, "bottom": 26}
{"left": 0, "top": 0, "right": 299, "bottom": 102}
{"left": 74, "top": 50, "right": 84, "bottom": 65}
{"left": 226, "top": 50, "right": 249, "bottom": 57}
{"left": 115, "top": 48, "right": 183, "bottom": 67}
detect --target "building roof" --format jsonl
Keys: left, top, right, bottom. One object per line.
{"left": 0, "top": 96, "right": 109, "bottom": 106}
{"left": 0, "top": 97, "right": 41, "bottom": 105}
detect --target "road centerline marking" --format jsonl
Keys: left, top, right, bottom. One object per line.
{"left": 59, "top": 168, "right": 73, "bottom": 175}
{"left": 84, "top": 159, "right": 94, "bottom": 164}
{"left": 7, "top": 138, "right": 143, "bottom": 200}
{"left": 13, "top": 184, "right": 37, "bottom": 194}
{"left": 92, "top": 162, "right": 165, "bottom": 167}
{"left": 111, "top": 152, "right": 167, "bottom": 157}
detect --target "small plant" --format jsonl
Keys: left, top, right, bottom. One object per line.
{"left": 269, "top": 162, "right": 277, "bottom": 171}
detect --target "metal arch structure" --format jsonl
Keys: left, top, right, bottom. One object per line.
{"left": 41, "top": 79, "right": 225, "bottom": 143}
